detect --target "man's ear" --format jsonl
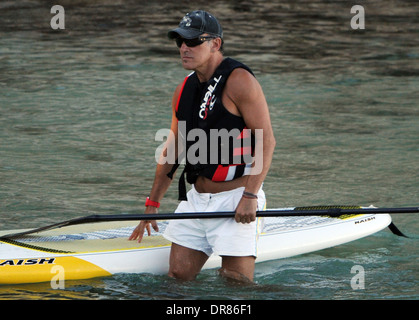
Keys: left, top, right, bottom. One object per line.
{"left": 211, "top": 38, "right": 223, "bottom": 52}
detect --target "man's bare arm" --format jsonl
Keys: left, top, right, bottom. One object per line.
{"left": 224, "top": 68, "right": 276, "bottom": 223}
{"left": 129, "top": 82, "right": 183, "bottom": 242}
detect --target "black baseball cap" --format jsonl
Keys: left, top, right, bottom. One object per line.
{"left": 168, "top": 10, "right": 223, "bottom": 40}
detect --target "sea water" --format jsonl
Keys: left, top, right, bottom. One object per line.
{"left": 0, "top": 0, "right": 418, "bottom": 300}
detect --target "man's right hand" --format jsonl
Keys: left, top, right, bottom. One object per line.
{"left": 128, "top": 206, "right": 159, "bottom": 243}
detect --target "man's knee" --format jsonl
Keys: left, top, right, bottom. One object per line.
{"left": 218, "top": 267, "right": 254, "bottom": 284}
{"left": 219, "top": 256, "right": 255, "bottom": 283}
{"left": 168, "top": 243, "right": 208, "bottom": 281}
{"left": 168, "top": 265, "right": 198, "bottom": 281}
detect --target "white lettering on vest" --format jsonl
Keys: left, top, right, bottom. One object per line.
{"left": 199, "top": 75, "right": 222, "bottom": 119}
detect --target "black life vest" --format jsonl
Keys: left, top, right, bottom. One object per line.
{"left": 168, "top": 58, "right": 255, "bottom": 200}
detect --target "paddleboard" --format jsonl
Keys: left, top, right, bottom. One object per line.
{"left": 0, "top": 209, "right": 392, "bottom": 285}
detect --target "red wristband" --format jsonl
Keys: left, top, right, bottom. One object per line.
{"left": 145, "top": 197, "right": 160, "bottom": 208}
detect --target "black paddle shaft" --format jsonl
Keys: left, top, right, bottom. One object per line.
{"left": 0, "top": 206, "right": 417, "bottom": 240}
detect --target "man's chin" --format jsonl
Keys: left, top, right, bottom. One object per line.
{"left": 182, "top": 62, "right": 194, "bottom": 70}
{"left": 181, "top": 57, "right": 195, "bottom": 68}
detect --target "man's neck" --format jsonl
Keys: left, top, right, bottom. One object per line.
{"left": 195, "top": 54, "right": 224, "bottom": 82}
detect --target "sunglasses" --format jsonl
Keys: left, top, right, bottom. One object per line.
{"left": 175, "top": 36, "right": 216, "bottom": 48}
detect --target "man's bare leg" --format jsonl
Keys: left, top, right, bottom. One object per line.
{"left": 218, "top": 256, "right": 255, "bottom": 283}
{"left": 168, "top": 242, "right": 209, "bottom": 281}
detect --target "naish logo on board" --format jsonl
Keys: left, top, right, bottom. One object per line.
{"left": 0, "top": 258, "right": 55, "bottom": 267}
{"left": 354, "top": 216, "right": 376, "bottom": 224}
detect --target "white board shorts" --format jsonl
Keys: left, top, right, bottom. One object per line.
{"left": 163, "top": 185, "right": 266, "bottom": 257}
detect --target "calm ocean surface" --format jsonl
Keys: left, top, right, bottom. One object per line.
{"left": 0, "top": 0, "right": 418, "bottom": 300}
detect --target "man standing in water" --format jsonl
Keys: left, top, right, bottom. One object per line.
{"left": 130, "top": 10, "right": 275, "bottom": 282}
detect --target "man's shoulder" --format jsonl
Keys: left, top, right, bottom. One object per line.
{"left": 224, "top": 62, "right": 261, "bottom": 105}
{"left": 230, "top": 66, "right": 254, "bottom": 79}
{"left": 226, "top": 66, "right": 258, "bottom": 91}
